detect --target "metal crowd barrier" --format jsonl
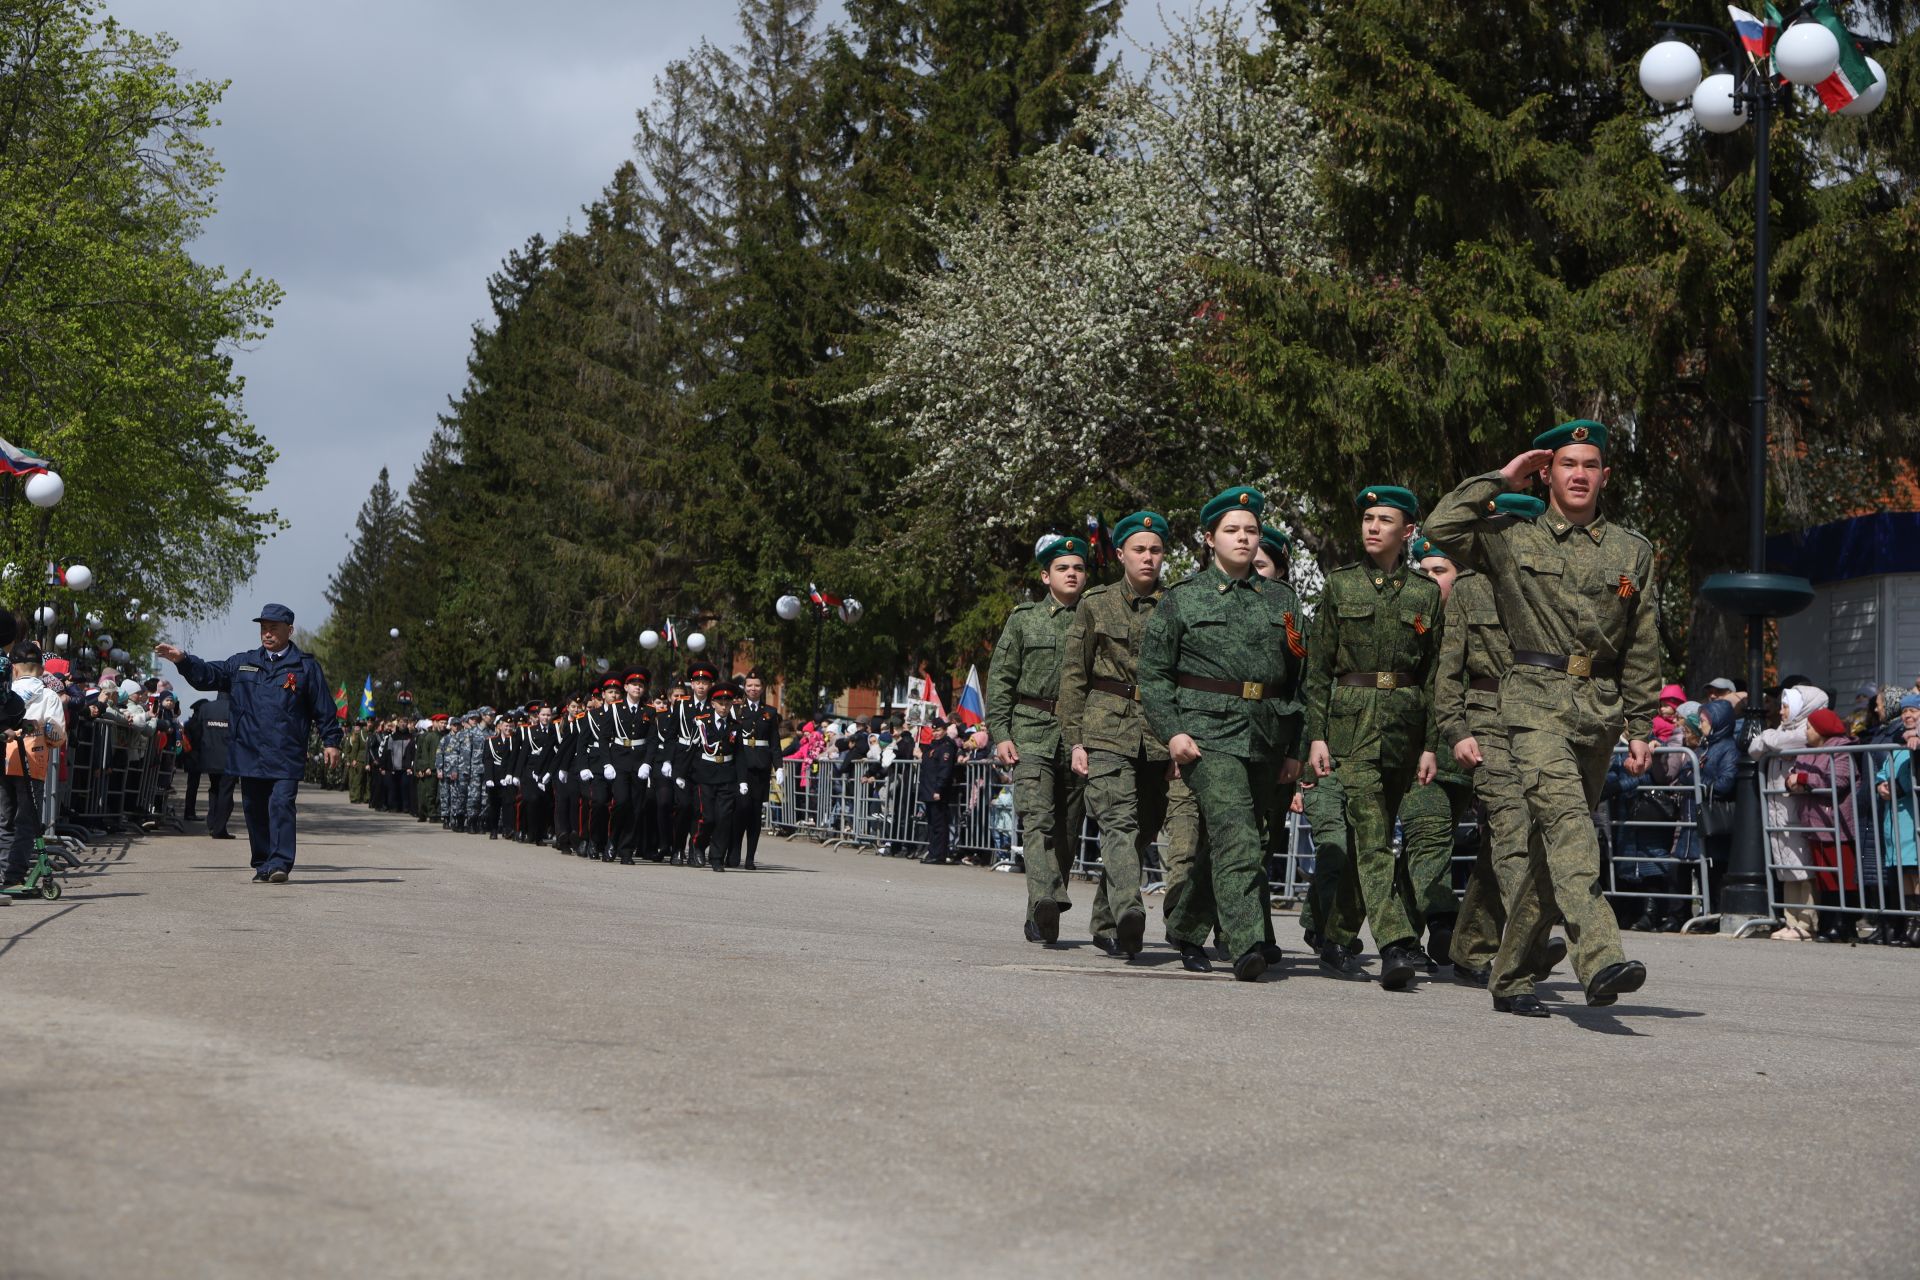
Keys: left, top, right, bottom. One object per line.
{"left": 1601, "top": 743, "right": 1711, "bottom": 921}
{"left": 1753, "top": 740, "right": 1920, "bottom": 927}
{"left": 57, "top": 714, "right": 178, "bottom": 836}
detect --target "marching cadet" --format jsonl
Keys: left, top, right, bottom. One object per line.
{"left": 986, "top": 534, "right": 1090, "bottom": 945}
{"left": 731, "top": 671, "right": 781, "bottom": 870}
{"left": 1139, "top": 487, "right": 1308, "bottom": 982}
{"left": 669, "top": 670, "right": 713, "bottom": 863}
{"left": 692, "top": 678, "right": 747, "bottom": 871}
{"left": 345, "top": 721, "right": 368, "bottom": 804}
{"left": 437, "top": 716, "right": 460, "bottom": 827}
{"left": 552, "top": 693, "right": 587, "bottom": 854}
{"left": 483, "top": 713, "right": 514, "bottom": 839}
{"left": 463, "top": 711, "right": 493, "bottom": 834}
{"left": 1393, "top": 538, "right": 1471, "bottom": 962}
{"left": 1425, "top": 419, "right": 1657, "bottom": 1015}
{"left": 416, "top": 714, "right": 445, "bottom": 823}
{"left": 605, "top": 669, "right": 655, "bottom": 864}
{"left": 581, "top": 676, "right": 622, "bottom": 858}
{"left": 650, "top": 684, "right": 685, "bottom": 863}
{"left": 1429, "top": 495, "right": 1569, "bottom": 987}
{"left": 519, "top": 702, "right": 559, "bottom": 846}
{"left": 1302, "top": 485, "right": 1446, "bottom": 992}
{"left": 1056, "top": 510, "right": 1205, "bottom": 966}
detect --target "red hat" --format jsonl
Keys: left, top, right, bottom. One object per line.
{"left": 430, "top": 713, "right": 449, "bottom": 722}
{"left": 1808, "top": 708, "right": 1847, "bottom": 739}
{"left": 600, "top": 676, "right": 622, "bottom": 691}
{"left": 688, "top": 662, "right": 718, "bottom": 681}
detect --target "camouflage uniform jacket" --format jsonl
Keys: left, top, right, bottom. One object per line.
{"left": 1056, "top": 578, "right": 1168, "bottom": 761}
{"left": 985, "top": 595, "right": 1079, "bottom": 756}
{"left": 1302, "top": 561, "right": 1443, "bottom": 766}
{"left": 1138, "top": 562, "right": 1307, "bottom": 762}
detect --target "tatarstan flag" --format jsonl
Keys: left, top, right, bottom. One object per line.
{"left": 1810, "top": 1, "right": 1877, "bottom": 112}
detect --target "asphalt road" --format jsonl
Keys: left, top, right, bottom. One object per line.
{"left": 3, "top": 790, "right": 1915, "bottom": 1279}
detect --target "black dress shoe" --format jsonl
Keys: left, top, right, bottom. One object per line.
{"left": 1378, "top": 941, "right": 1419, "bottom": 991}
{"left": 1585, "top": 959, "right": 1647, "bottom": 1007}
{"left": 1116, "top": 911, "right": 1147, "bottom": 958}
{"left": 1025, "top": 920, "right": 1045, "bottom": 944}
{"left": 1403, "top": 942, "right": 1437, "bottom": 972}
{"left": 1177, "top": 942, "right": 1213, "bottom": 973}
{"left": 1302, "top": 927, "right": 1322, "bottom": 950}
{"left": 1452, "top": 963, "right": 1491, "bottom": 988}
{"left": 488, "top": 831, "right": 498, "bottom": 840}
{"left": 1427, "top": 926, "right": 1454, "bottom": 965}
{"left": 211, "top": 831, "right": 236, "bottom": 840}
{"left": 1317, "top": 941, "right": 1369, "bottom": 979}
{"left": 1544, "top": 937, "right": 1568, "bottom": 973}
{"left": 250, "top": 872, "right": 269, "bottom": 883}
{"left": 1032, "top": 900, "right": 1061, "bottom": 945}
{"left": 1493, "top": 993, "right": 1550, "bottom": 1017}
{"left": 1257, "top": 940, "right": 1285, "bottom": 966}
{"left": 1090, "top": 934, "right": 1122, "bottom": 957}
{"left": 1232, "top": 949, "right": 1268, "bottom": 982}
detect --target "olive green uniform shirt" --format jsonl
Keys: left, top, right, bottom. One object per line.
{"left": 1424, "top": 473, "right": 1660, "bottom": 748}
{"left": 985, "top": 595, "right": 1078, "bottom": 756}
{"left": 1056, "top": 579, "right": 1167, "bottom": 761}
{"left": 1301, "top": 561, "right": 1444, "bottom": 765}
{"left": 1433, "top": 568, "right": 1511, "bottom": 752}
{"left": 1138, "top": 563, "right": 1307, "bottom": 762}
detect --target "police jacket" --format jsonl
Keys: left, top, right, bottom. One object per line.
{"left": 919, "top": 736, "right": 959, "bottom": 803}
{"left": 736, "top": 702, "right": 781, "bottom": 772}
{"left": 184, "top": 695, "right": 232, "bottom": 775}
{"left": 173, "top": 644, "right": 343, "bottom": 780}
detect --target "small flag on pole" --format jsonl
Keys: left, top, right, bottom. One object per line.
{"left": 360, "top": 675, "right": 375, "bottom": 721}
{"left": 334, "top": 685, "right": 349, "bottom": 721}
{"left": 920, "top": 671, "right": 946, "bottom": 719}
{"left": 0, "top": 436, "right": 50, "bottom": 477}
{"left": 1726, "top": 4, "right": 1780, "bottom": 59}
{"left": 955, "top": 665, "right": 986, "bottom": 728}
{"left": 1808, "top": 1, "right": 1877, "bottom": 112}
{"left": 664, "top": 618, "right": 678, "bottom": 649}
{"left": 808, "top": 582, "right": 843, "bottom": 609}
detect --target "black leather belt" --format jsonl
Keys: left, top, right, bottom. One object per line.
{"left": 1177, "top": 676, "right": 1272, "bottom": 700}
{"left": 1337, "top": 671, "right": 1416, "bottom": 690}
{"left": 1512, "top": 651, "right": 1619, "bottom": 680}
{"left": 1017, "top": 695, "right": 1057, "bottom": 713}
{"left": 1468, "top": 677, "right": 1501, "bottom": 693}
{"left": 1089, "top": 677, "right": 1137, "bottom": 700}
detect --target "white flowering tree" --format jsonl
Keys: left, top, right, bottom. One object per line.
{"left": 858, "top": 4, "right": 1328, "bottom": 532}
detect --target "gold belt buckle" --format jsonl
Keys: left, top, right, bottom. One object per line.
{"left": 1566, "top": 655, "right": 1593, "bottom": 678}
{"left": 1375, "top": 671, "right": 1395, "bottom": 691}
{"left": 1241, "top": 681, "right": 1264, "bottom": 700}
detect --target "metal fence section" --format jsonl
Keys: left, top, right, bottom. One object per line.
{"left": 1601, "top": 743, "right": 1711, "bottom": 923}
{"left": 1753, "top": 740, "right": 1920, "bottom": 929}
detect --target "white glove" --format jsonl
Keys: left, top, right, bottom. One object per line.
{"left": 603, "top": 764, "right": 616, "bottom": 780}
{"left": 505, "top": 775, "right": 517, "bottom": 786}
{"left": 739, "top": 782, "right": 749, "bottom": 795}
{"left": 537, "top": 779, "right": 548, "bottom": 792}
{"left": 639, "top": 764, "right": 652, "bottom": 781}
{"left": 675, "top": 778, "right": 686, "bottom": 790}
{"left": 660, "top": 762, "right": 672, "bottom": 779}
{"left": 484, "top": 780, "right": 495, "bottom": 789}
{"left": 579, "top": 769, "right": 592, "bottom": 782}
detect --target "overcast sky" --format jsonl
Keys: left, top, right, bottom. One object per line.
{"left": 114, "top": 0, "right": 1163, "bottom": 662}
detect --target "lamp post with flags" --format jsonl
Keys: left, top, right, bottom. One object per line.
{"left": 1637, "top": 2, "right": 1887, "bottom": 933}
{"left": 775, "top": 584, "right": 862, "bottom": 720}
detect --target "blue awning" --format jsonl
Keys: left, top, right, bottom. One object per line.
{"left": 1766, "top": 512, "right": 1920, "bottom": 585}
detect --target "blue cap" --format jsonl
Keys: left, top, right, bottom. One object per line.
{"left": 251, "top": 603, "right": 295, "bottom": 625}
{"left": 1901, "top": 693, "right": 1920, "bottom": 711}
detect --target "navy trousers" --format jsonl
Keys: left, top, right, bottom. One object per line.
{"left": 240, "top": 776, "right": 301, "bottom": 873}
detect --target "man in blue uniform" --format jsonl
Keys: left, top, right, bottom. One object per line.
{"left": 154, "top": 603, "right": 344, "bottom": 882}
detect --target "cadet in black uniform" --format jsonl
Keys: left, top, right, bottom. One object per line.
{"left": 694, "top": 679, "right": 747, "bottom": 870}
{"left": 519, "top": 702, "right": 559, "bottom": 846}
{"left": 601, "top": 669, "right": 653, "bottom": 864}
{"left": 670, "top": 668, "right": 715, "bottom": 862}
{"left": 580, "top": 678, "right": 620, "bottom": 858}
{"left": 730, "top": 670, "right": 781, "bottom": 869}
{"left": 552, "top": 693, "right": 585, "bottom": 853}
{"left": 648, "top": 686, "right": 681, "bottom": 863}
{"left": 482, "top": 714, "right": 514, "bottom": 838}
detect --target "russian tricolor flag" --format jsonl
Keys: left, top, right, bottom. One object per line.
{"left": 955, "top": 665, "right": 986, "bottom": 728}
{"left": 1727, "top": 4, "right": 1780, "bottom": 59}
{"left": 0, "top": 435, "right": 49, "bottom": 477}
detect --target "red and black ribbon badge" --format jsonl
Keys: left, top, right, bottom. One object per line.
{"left": 1283, "top": 611, "right": 1306, "bottom": 658}
{"left": 282, "top": 672, "right": 298, "bottom": 692}
{"left": 1412, "top": 612, "right": 1428, "bottom": 636}
{"left": 1618, "top": 575, "right": 1636, "bottom": 599}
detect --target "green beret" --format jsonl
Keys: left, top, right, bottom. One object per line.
{"left": 1355, "top": 484, "right": 1419, "bottom": 518}
{"left": 1036, "top": 535, "right": 1089, "bottom": 567}
{"left": 1111, "top": 510, "right": 1169, "bottom": 549}
{"left": 1533, "top": 418, "right": 1608, "bottom": 454}
{"left": 1491, "top": 493, "right": 1547, "bottom": 520}
{"left": 1200, "top": 486, "right": 1264, "bottom": 529}
{"left": 1409, "top": 536, "right": 1449, "bottom": 562}
{"left": 1260, "top": 524, "right": 1290, "bottom": 559}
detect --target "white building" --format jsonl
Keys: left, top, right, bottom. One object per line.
{"left": 1771, "top": 513, "right": 1920, "bottom": 694}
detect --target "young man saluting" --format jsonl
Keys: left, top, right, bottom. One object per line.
{"left": 1424, "top": 420, "right": 1658, "bottom": 1015}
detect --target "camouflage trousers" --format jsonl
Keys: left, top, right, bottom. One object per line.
{"left": 1448, "top": 725, "right": 1543, "bottom": 973}
{"left": 1081, "top": 751, "right": 1199, "bottom": 943}
{"left": 1177, "top": 752, "right": 1277, "bottom": 962}
{"left": 1297, "top": 773, "right": 1356, "bottom": 945}
{"left": 1397, "top": 772, "right": 1473, "bottom": 937}
{"left": 1333, "top": 758, "right": 1421, "bottom": 950}
{"left": 1014, "top": 747, "right": 1086, "bottom": 927}
{"left": 1491, "top": 730, "right": 1627, "bottom": 998}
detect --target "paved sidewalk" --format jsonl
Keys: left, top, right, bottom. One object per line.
{"left": 3, "top": 790, "right": 1915, "bottom": 1279}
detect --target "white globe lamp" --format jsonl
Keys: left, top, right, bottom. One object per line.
{"left": 24, "top": 471, "right": 64, "bottom": 508}
{"left": 1692, "top": 74, "right": 1745, "bottom": 133}
{"left": 554, "top": 654, "right": 572, "bottom": 670}
{"left": 639, "top": 629, "right": 660, "bottom": 651}
{"left": 1639, "top": 40, "right": 1702, "bottom": 103}
{"left": 1774, "top": 20, "right": 1840, "bottom": 86}
{"left": 389, "top": 627, "right": 400, "bottom": 639}
{"left": 53, "top": 632, "right": 68, "bottom": 649}
{"left": 839, "top": 598, "right": 864, "bottom": 625}
{"left": 33, "top": 605, "right": 54, "bottom": 626}
{"left": 63, "top": 563, "right": 92, "bottom": 591}
{"left": 686, "top": 631, "right": 707, "bottom": 654}
{"left": 775, "top": 594, "right": 803, "bottom": 622}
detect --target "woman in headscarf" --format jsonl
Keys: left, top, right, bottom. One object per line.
{"left": 1871, "top": 693, "right": 1920, "bottom": 944}
{"left": 1749, "top": 685, "right": 1829, "bottom": 939}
